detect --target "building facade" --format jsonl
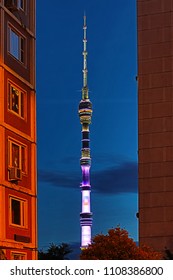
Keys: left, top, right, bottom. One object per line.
{"left": 137, "top": 0, "right": 173, "bottom": 251}
{"left": 0, "top": 0, "right": 37, "bottom": 259}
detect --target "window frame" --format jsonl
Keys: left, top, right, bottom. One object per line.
{"left": 9, "top": 196, "right": 28, "bottom": 228}
{"left": 8, "top": 81, "right": 26, "bottom": 119}
{"left": 8, "top": 138, "right": 27, "bottom": 175}
{"left": 11, "top": 251, "right": 27, "bottom": 260}
{"left": 8, "top": 25, "right": 26, "bottom": 64}
{"left": 18, "top": 0, "right": 25, "bottom": 11}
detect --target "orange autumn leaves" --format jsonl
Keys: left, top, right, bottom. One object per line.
{"left": 80, "top": 226, "right": 162, "bottom": 260}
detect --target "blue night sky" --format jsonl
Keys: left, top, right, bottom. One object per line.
{"left": 36, "top": 0, "right": 138, "bottom": 249}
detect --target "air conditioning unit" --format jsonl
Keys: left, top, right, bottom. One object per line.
{"left": 5, "top": 0, "right": 18, "bottom": 11}
{"left": 9, "top": 167, "right": 22, "bottom": 181}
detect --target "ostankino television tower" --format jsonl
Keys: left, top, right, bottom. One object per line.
{"left": 78, "top": 15, "right": 93, "bottom": 248}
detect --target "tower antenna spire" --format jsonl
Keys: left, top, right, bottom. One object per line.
{"left": 82, "top": 14, "right": 88, "bottom": 98}
{"left": 78, "top": 15, "right": 93, "bottom": 249}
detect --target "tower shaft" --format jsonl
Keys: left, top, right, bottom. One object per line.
{"left": 78, "top": 15, "right": 93, "bottom": 248}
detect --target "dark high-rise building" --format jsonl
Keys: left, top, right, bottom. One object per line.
{"left": 137, "top": 0, "right": 173, "bottom": 251}
{"left": 0, "top": 0, "right": 37, "bottom": 259}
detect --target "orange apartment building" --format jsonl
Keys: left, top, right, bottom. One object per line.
{"left": 138, "top": 0, "right": 173, "bottom": 252}
{"left": 0, "top": 0, "right": 37, "bottom": 259}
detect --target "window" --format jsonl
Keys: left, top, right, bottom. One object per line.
{"left": 5, "top": 0, "right": 18, "bottom": 11}
{"left": 9, "top": 27, "right": 25, "bottom": 63}
{"left": 5, "top": 0, "right": 25, "bottom": 13}
{"left": 8, "top": 83, "right": 25, "bottom": 118}
{"left": 10, "top": 196, "right": 27, "bottom": 227}
{"left": 8, "top": 139, "right": 27, "bottom": 174}
{"left": 18, "top": 0, "right": 24, "bottom": 10}
{"left": 11, "top": 252, "right": 26, "bottom": 260}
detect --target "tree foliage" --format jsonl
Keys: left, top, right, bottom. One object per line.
{"left": 38, "top": 242, "right": 72, "bottom": 260}
{"left": 0, "top": 249, "right": 7, "bottom": 260}
{"left": 164, "top": 248, "right": 173, "bottom": 260}
{"left": 80, "top": 226, "right": 162, "bottom": 260}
